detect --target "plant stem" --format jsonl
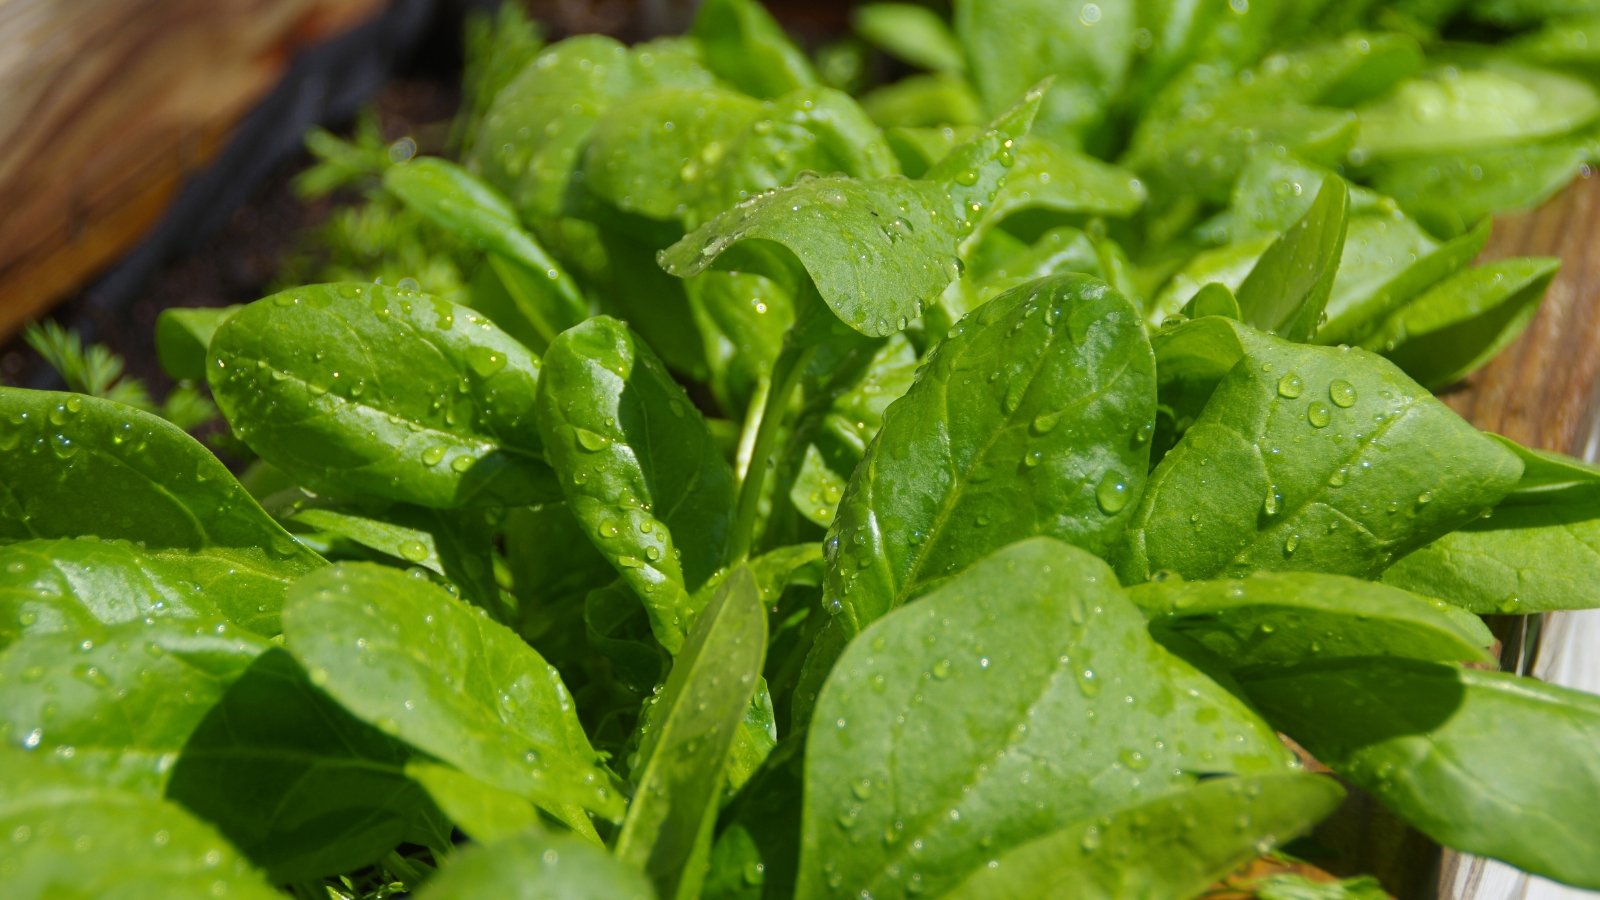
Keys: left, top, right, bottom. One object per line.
{"left": 725, "top": 340, "right": 813, "bottom": 566}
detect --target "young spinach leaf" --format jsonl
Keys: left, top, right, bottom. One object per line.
{"left": 617, "top": 568, "right": 767, "bottom": 900}
{"left": 692, "top": 0, "right": 817, "bottom": 100}
{"left": 0, "top": 619, "right": 265, "bottom": 794}
{"left": 1120, "top": 332, "right": 1523, "bottom": 582}
{"left": 659, "top": 87, "right": 1043, "bottom": 337}
{"left": 536, "top": 316, "right": 736, "bottom": 653}
{"left": 0, "top": 751, "right": 279, "bottom": 900}
{"left": 0, "top": 388, "right": 323, "bottom": 636}
{"left": 414, "top": 828, "right": 656, "bottom": 900}
{"left": 1245, "top": 659, "right": 1600, "bottom": 890}
{"left": 0, "top": 539, "right": 223, "bottom": 649}
{"left": 826, "top": 274, "right": 1155, "bottom": 636}
{"left": 1128, "top": 571, "right": 1494, "bottom": 671}
{"left": 800, "top": 538, "right": 1291, "bottom": 898}
{"left": 281, "top": 563, "right": 624, "bottom": 820}
{"left": 167, "top": 648, "right": 449, "bottom": 883}
{"left": 945, "top": 773, "right": 1344, "bottom": 900}
{"left": 1234, "top": 175, "right": 1350, "bottom": 342}
{"left": 1382, "top": 483, "right": 1600, "bottom": 613}
{"left": 210, "top": 283, "right": 558, "bottom": 509}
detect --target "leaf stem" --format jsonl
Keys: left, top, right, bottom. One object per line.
{"left": 726, "top": 340, "right": 814, "bottom": 565}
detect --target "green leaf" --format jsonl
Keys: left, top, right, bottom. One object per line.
{"left": 1127, "top": 571, "right": 1494, "bottom": 671}
{"left": 617, "top": 568, "right": 767, "bottom": 900}
{"left": 414, "top": 828, "right": 656, "bottom": 900}
{"left": 585, "top": 85, "right": 896, "bottom": 233}
{"left": 0, "top": 619, "right": 264, "bottom": 793}
{"left": 1382, "top": 483, "right": 1600, "bottom": 613}
{"left": 384, "top": 158, "right": 587, "bottom": 344}
{"left": 980, "top": 136, "right": 1148, "bottom": 233}
{"left": 1182, "top": 282, "right": 1242, "bottom": 320}
{"left": 281, "top": 563, "right": 624, "bottom": 820}
{"left": 167, "top": 648, "right": 448, "bottom": 882}
{"left": 1318, "top": 217, "right": 1490, "bottom": 347}
{"left": 155, "top": 306, "right": 240, "bottom": 382}
{"left": 1353, "top": 60, "right": 1600, "bottom": 161}
{"left": 1359, "top": 256, "right": 1558, "bottom": 389}
{"left": 1121, "top": 330, "right": 1524, "bottom": 582}
{"left": 1235, "top": 175, "right": 1350, "bottom": 342}
{"left": 1244, "top": 659, "right": 1600, "bottom": 890}
{"left": 944, "top": 773, "right": 1344, "bottom": 900}
{"left": 660, "top": 88, "right": 1043, "bottom": 337}
{"left": 799, "top": 538, "right": 1292, "bottom": 898}
{"left": 827, "top": 274, "right": 1155, "bottom": 636}
{"left": 536, "top": 316, "right": 735, "bottom": 653}
{"left": 1490, "top": 434, "right": 1600, "bottom": 493}
{"left": 0, "top": 751, "right": 278, "bottom": 900}
{"left": 853, "top": 4, "right": 966, "bottom": 74}
{"left": 0, "top": 539, "right": 223, "bottom": 649}
{"left": 0, "top": 388, "right": 323, "bottom": 636}
{"left": 406, "top": 761, "right": 542, "bottom": 844}
{"left": 472, "top": 35, "right": 714, "bottom": 222}
{"left": 275, "top": 497, "right": 503, "bottom": 616}
{"left": 954, "top": 0, "right": 1134, "bottom": 147}
{"left": 210, "top": 283, "right": 559, "bottom": 509}
{"left": 860, "top": 74, "right": 986, "bottom": 129}
{"left": 1369, "top": 133, "right": 1598, "bottom": 237}
{"left": 691, "top": 0, "right": 817, "bottom": 99}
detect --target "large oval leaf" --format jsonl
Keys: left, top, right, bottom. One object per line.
{"left": 210, "top": 283, "right": 558, "bottom": 509}
{"left": 826, "top": 274, "right": 1155, "bottom": 636}
{"left": 799, "top": 538, "right": 1292, "bottom": 899}
{"left": 536, "top": 316, "right": 736, "bottom": 653}
{"left": 1119, "top": 332, "right": 1523, "bottom": 582}
{"left": 281, "top": 563, "right": 623, "bottom": 820}
{"left": 0, "top": 751, "right": 278, "bottom": 900}
{"left": 1244, "top": 659, "right": 1600, "bottom": 890}
{"left": 0, "top": 388, "right": 323, "bottom": 636}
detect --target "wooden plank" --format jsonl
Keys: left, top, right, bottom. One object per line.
{"left": 0, "top": 0, "right": 385, "bottom": 339}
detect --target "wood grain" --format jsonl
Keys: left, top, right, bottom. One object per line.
{"left": 0, "top": 0, "right": 385, "bottom": 340}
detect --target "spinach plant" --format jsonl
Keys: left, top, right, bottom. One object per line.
{"left": 6, "top": 1, "right": 1600, "bottom": 897}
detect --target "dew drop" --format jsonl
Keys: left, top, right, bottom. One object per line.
{"left": 1306, "top": 402, "right": 1332, "bottom": 428}
{"left": 1095, "top": 472, "right": 1129, "bottom": 514}
{"left": 1276, "top": 373, "right": 1303, "bottom": 399}
{"left": 1329, "top": 379, "right": 1357, "bottom": 408}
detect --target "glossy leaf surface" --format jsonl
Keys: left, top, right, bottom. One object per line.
{"left": 827, "top": 274, "right": 1155, "bottom": 635}
{"left": 536, "top": 316, "right": 735, "bottom": 653}
{"left": 281, "top": 563, "right": 623, "bottom": 819}
{"left": 945, "top": 773, "right": 1344, "bottom": 900}
{"left": 0, "top": 752, "right": 279, "bottom": 900}
{"left": 1128, "top": 572, "right": 1493, "bottom": 671}
{"left": 617, "top": 568, "right": 767, "bottom": 899}
{"left": 1246, "top": 659, "right": 1600, "bottom": 889}
{"left": 1121, "top": 332, "right": 1523, "bottom": 582}
{"left": 0, "top": 388, "right": 322, "bottom": 636}
{"left": 799, "top": 539, "right": 1291, "bottom": 898}
{"left": 210, "top": 283, "right": 558, "bottom": 508}
{"left": 415, "top": 829, "right": 656, "bottom": 900}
